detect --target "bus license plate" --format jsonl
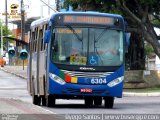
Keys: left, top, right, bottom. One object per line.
{"left": 80, "top": 88, "right": 92, "bottom": 93}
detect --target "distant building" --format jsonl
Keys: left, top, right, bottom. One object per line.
{"left": 9, "top": 0, "right": 57, "bottom": 44}
{"left": 8, "top": 0, "right": 57, "bottom": 65}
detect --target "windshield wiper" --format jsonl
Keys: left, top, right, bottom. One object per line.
{"left": 95, "top": 27, "right": 109, "bottom": 43}
{"left": 94, "top": 31, "right": 103, "bottom": 65}
{"left": 94, "top": 27, "right": 110, "bottom": 65}
{"left": 66, "top": 25, "right": 82, "bottom": 41}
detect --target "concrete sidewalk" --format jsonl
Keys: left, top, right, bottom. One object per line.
{"left": 0, "top": 65, "right": 27, "bottom": 79}
{"left": 0, "top": 98, "right": 53, "bottom": 114}
{"left": 1, "top": 65, "right": 160, "bottom": 97}
{"left": 0, "top": 98, "right": 64, "bottom": 120}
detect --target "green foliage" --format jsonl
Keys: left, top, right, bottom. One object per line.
{"left": 152, "top": 19, "right": 160, "bottom": 26}
{"left": 0, "top": 22, "right": 12, "bottom": 36}
{"left": 145, "top": 44, "right": 154, "bottom": 56}
{"left": 64, "top": 0, "right": 160, "bottom": 20}
{"left": 64, "top": 0, "right": 123, "bottom": 14}
{"left": 0, "top": 21, "right": 13, "bottom": 50}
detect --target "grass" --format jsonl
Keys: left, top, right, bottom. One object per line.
{"left": 123, "top": 87, "right": 160, "bottom": 93}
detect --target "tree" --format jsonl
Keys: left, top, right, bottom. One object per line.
{"left": 0, "top": 21, "right": 13, "bottom": 51}
{"left": 116, "top": 0, "right": 160, "bottom": 59}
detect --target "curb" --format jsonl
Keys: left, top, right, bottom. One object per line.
{"left": 123, "top": 92, "right": 160, "bottom": 97}
{"left": 0, "top": 67, "right": 27, "bottom": 80}
{"left": 0, "top": 98, "right": 55, "bottom": 114}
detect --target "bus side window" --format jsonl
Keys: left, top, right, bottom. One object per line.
{"left": 33, "top": 28, "right": 36, "bottom": 52}
{"left": 35, "top": 28, "right": 38, "bottom": 52}
{"left": 43, "top": 24, "right": 48, "bottom": 50}
{"left": 42, "top": 25, "right": 45, "bottom": 50}
{"left": 33, "top": 31, "right": 36, "bottom": 53}
{"left": 41, "top": 24, "right": 46, "bottom": 51}
{"left": 40, "top": 29, "right": 43, "bottom": 51}
{"left": 31, "top": 31, "right": 35, "bottom": 52}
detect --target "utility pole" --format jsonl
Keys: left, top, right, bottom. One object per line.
{"left": 48, "top": 0, "right": 50, "bottom": 16}
{"left": 56, "top": 0, "right": 60, "bottom": 12}
{"left": 21, "top": 0, "right": 25, "bottom": 69}
{"left": 21, "top": 0, "right": 25, "bottom": 49}
{"left": 5, "top": 0, "right": 8, "bottom": 52}
{"left": 1, "top": 19, "right": 3, "bottom": 56}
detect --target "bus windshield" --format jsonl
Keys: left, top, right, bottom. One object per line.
{"left": 51, "top": 27, "right": 123, "bottom": 66}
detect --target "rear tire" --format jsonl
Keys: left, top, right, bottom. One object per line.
{"left": 32, "top": 77, "right": 41, "bottom": 105}
{"left": 94, "top": 97, "right": 102, "bottom": 106}
{"left": 41, "top": 96, "right": 46, "bottom": 106}
{"left": 104, "top": 97, "right": 114, "bottom": 108}
{"left": 46, "top": 95, "right": 55, "bottom": 107}
{"left": 33, "top": 95, "right": 41, "bottom": 105}
{"left": 85, "top": 97, "right": 93, "bottom": 107}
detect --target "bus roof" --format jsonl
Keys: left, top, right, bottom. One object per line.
{"left": 30, "top": 17, "right": 50, "bottom": 29}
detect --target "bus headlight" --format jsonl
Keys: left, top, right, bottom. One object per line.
{"left": 107, "top": 76, "right": 124, "bottom": 87}
{"left": 49, "top": 73, "right": 66, "bottom": 85}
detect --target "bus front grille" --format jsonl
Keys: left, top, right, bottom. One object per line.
{"left": 61, "top": 69, "right": 113, "bottom": 78}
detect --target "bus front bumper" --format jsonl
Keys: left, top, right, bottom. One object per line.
{"left": 48, "top": 79, "right": 124, "bottom": 98}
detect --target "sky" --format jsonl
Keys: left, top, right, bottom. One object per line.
{"left": 0, "top": 0, "right": 57, "bottom": 29}
{"left": 0, "top": 0, "right": 56, "bottom": 20}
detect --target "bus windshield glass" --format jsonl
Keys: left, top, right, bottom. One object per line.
{"left": 51, "top": 27, "right": 123, "bottom": 66}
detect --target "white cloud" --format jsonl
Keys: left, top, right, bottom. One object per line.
{"left": 0, "top": 0, "right": 56, "bottom": 20}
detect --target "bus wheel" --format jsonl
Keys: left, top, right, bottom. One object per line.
{"left": 104, "top": 97, "right": 114, "bottom": 108}
{"left": 41, "top": 96, "right": 46, "bottom": 106}
{"left": 46, "top": 95, "right": 55, "bottom": 107}
{"left": 32, "top": 81, "right": 41, "bottom": 105}
{"left": 33, "top": 95, "right": 41, "bottom": 105}
{"left": 85, "top": 97, "right": 93, "bottom": 107}
{"left": 94, "top": 97, "right": 102, "bottom": 106}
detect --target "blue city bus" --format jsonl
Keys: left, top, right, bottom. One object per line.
{"left": 28, "top": 12, "right": 129, "bottom": 108}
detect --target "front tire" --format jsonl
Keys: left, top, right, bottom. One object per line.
{"left": 104, "top": 97, "right": 114, "bottom": 108}
{"left": 94, "top": 97, "right": 102, "bottom": 106}
{"left": 85, "top": 97, "right": 93, "bottom": 107}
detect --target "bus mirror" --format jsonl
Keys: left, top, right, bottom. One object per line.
{"left": 44, "top": 30, "right": 51, "bottom": 43}
{"left": 125, "top": 32, "right": 131, "bottom": 53}
{"left": 8, "top": 47, "right": 15, "bottom": 58}
{"left": 20, "top": 49, "right": 28, "bottom": 60}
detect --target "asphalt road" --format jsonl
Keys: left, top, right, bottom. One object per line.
{"left": 0, "top": 69, "right": 160, "bottom": 115}
{"left": 0, "top": 70, "right": 31, "bottom": 103}
{"left": 44, "top": 96, "right": 160, "bottom": 114}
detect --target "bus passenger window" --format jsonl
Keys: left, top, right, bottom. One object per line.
{"left": 43, "top": 24, "right": 48, "bottom": 50}
{"left": 34, "top": 28, "right": 38, "bottom": 52}
{"left": 31, "top": 32, "right": 35, "bottom": 52}
{"left": 39, "top": 30, "right": 43, "bottom": 51}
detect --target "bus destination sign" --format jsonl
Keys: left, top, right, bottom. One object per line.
{"left": 63, "top": 15, "right": 114, "bottom": 25}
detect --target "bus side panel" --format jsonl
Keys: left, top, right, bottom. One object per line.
{"left": 27, "top": 33, "right": 33, "bottom": 95}
{"left": 27, "top": 53, "right": 31, "bottom": 95}
{"left": 32, "top": 52, "right": 38, "bottom": 95}
{"left": 38, "top": 51, "right": 46, "bottom": 95}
